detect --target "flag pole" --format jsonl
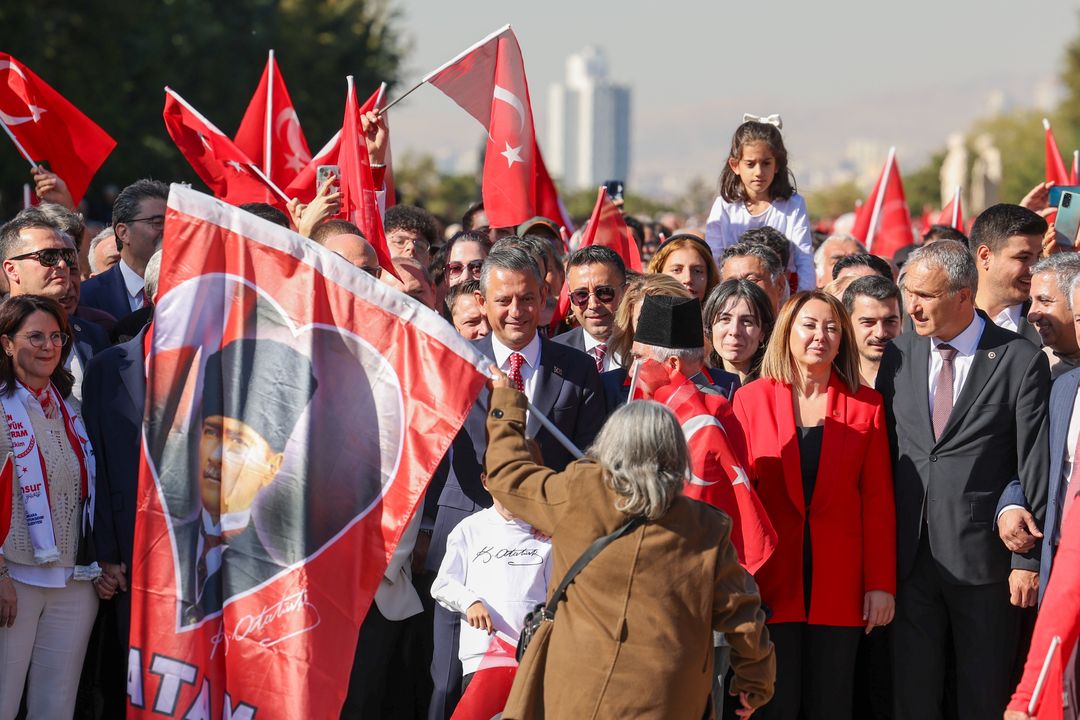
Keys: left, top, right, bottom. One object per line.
{"left": 1028, "top": 635, "right": 1062, "bottom": 715}
{"left": 627, "top": 361, "right": 642, "bottom": 402}
{"left": 952, "top": 185, "right": 961, "bottom": 228}
{"left": 375, "top": 82, "right": 387, "bottom": 110}
{"left": 0, "top": 116, "right": 39, "bottom": 170}
{"left": 22, "top": 183, "right": 32, "bottom": 209}
{"left": 376, "top": 79, "right": 423, "bottom": 116}
{"left": 248, "top": 164, "right": 292, "bottom": 204}
{"left": 865, "top": 146, "right": 895, "bottom": 253}
{"left": 526, "top": 399, "right": 584, "bottom": 460}
{"left": 264, "top": 49, "right": 274, "bottom": 178}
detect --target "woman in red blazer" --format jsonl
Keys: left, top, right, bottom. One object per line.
{"left": 732, "top": 290, "right": 895, "bottom": 720}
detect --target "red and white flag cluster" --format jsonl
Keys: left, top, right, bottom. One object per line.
{"left": 851, "top": 146, "right": 914, "bottom": 260}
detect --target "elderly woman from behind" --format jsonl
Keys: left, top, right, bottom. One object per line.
{"left": 483, "top": 369, "right": 775, "bottom": 719}
{"left": 0, "top": 295, "right": 109, "bottom": 720}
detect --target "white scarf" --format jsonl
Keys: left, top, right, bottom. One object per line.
{"left": 1, "top": 382, "right": 96, "bottom": 577}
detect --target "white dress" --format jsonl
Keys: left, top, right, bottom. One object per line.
{"left": 704, "top": 193, "right": 815, "bottom": 291}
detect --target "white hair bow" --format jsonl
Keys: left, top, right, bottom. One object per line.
{"left": 742, "top": 113, "right": 783, "bottom": 129}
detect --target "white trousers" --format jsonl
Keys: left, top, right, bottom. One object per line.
{"left": 0, "top": 578, "right": 99, "bottom": 720}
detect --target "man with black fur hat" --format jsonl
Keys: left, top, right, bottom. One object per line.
{"left": 172, "top": 337, "right": 317, "bottom": 626}
{"left": 601, "top": 295, "right": 739, "bottom": 410}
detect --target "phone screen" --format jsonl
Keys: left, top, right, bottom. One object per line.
{"left": 1056, "top": 190, "right": 1080, "bottom": 247}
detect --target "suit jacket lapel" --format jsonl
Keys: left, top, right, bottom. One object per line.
{"left": 812, "top": 376, "right": 847, "bottom": 508}
{"left": 116, "top": 334, "right": 147, "bottom": 426}
{"left": 70, "top": 320, "right": 94, "bottom": 368}
{"left": 527, "top": 338, "right": 565, "bottom": 439}
{"left": 774, "top": 380, "right": 805, "bottom": 514}
{"left": 1049, "top": 372, "right": 1080, "bottom": 470}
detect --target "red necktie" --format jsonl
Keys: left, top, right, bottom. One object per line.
{"left": 508, "top": 352, "right": 525, "bottom": 393}
{"left": 593, "top": 344, "right": 607, "bottom": 373}
{"left": 932, "top": 344, "right": 957, "bottom": 440}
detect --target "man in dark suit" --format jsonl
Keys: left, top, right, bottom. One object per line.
{"left": 553, "top": 245, "right": 627, "bottom": 372}
{"left": 81, "top": 179, "right": 168, "bottom": 321}
{"left": 971, "top": 203, "right": 1046, "bottom": 346}
{"left": 163, "top": 338, "right": 318, "bottom": 627}
{"left": 427, "top": 246, "right": 605, "bottom": 720}
{"left": 876, "top": 239, "right": 1050, "bottom": 719}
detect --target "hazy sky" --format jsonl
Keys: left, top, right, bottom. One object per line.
{"left": 386, "top": 1, "right": 1080, "bottom": 196}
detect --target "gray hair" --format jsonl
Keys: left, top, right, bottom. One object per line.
{"left": 87, "top": 227, "right": 117, "bottom": 274}
{"left": 645, "top": 346, "right": 706, "bottom": 366}
{"left": 0, "top": 208, "right": 63, "bottom": 260}
{"left": 478, "top": 247, "right": 542, "bottom": 295}
{"left": 1032, "top": 254, "right": 1080, "bottom": 309}
{"left": 32, "top": 203, "right": 84, "bottom": 245}
{"left": 905, "top": 240, "right": 978, "bottom": 294}
{"left": 143, "top": 249, "right": 163, "bottom": 301}
{"left": 720, "top": 241, "right": 783, "bottom": 281}
{"left": 814, "top": 233, "right": 866, "bottom": 276}
{"left": 588, "top": 400, "right": 688, "bottom": 521}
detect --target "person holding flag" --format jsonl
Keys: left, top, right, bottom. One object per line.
{"left": 731, "top": 290, "right": 895, "bottom": 720}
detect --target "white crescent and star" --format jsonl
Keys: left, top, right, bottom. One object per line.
{"left": 275, "top": 108, "right": 311, "bottom": 172}
{"left": 682, "top": 414, "right": 724, "bottom": 487}
{"left": 492, "top": 84, "right": 529, "bottom": 168}
{"left": 0, "top": 60, "right": 46, "bottom": 125}
{"left": 500, "top": 141, "right": 523, "bottom": 168}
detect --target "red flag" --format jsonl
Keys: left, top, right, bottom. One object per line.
{"left": 127, "top": 184, "right": 489, "bottom": 718}
{"left": 0, "top": 52, "right": 115, "bottom": 205}
{"left": 340, "top": 77, "right": 396, "bottom": 276}
{"left": 1031, "top": 637, "right": 1065, "bottom": 720}
{"left": 0, "top": 454, "right": 12, "bottom": 545}
{"left": 550, "top": 187, "right": 642, "bottom": 330}
{"left": 649, "top": 368, "right": 777, "bottom": 574}
{"left": 234, "top": 50, "right": 312, "bottom": 192}
{"left": 450, "top": 635, "right": 518, "bottom": 720}
{"left": 1045, "top": 118, "right": 1071, "bottom": 187}
{"left": 851, "top": 147, "right": 914, "bottom": 260}
{"left": 284, "top": 129, "right": 341, "bottom": 204}
{"left": 163, "top": 87, "right": 286, "bottom": 208}
{"left": 918, "top": 206, "right": 934, "bottom": 236}
{"left": 937, "top": 186, "right": 964, "bottom": 232}
{"left": 424, "top": 25, "right": 568, "bottom": 229}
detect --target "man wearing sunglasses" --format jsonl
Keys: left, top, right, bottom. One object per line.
{"left": 0, "top": 208, "right": 109, "bottom": 405}
{"left": 81, "top": 179, "right": 168, "bottom": 321}
{"left": 554, "top": 246, "right": 627, "bottom": 373}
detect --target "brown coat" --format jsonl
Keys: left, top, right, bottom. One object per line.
{"left": 485, "top": 387, "right": 774, "bottom": 720}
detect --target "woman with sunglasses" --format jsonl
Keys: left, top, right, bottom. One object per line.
{"left": 0, "top": 295, "right": 106, "bottom": 719}
{"left": 444, "top": 230, "right": 490, "bottom": 287}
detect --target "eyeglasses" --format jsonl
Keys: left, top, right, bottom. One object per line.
{"left": 388, "top": 235, "right": 430, "bottom": 251}
{"left": 569, "top": 286, "right": 619, "bottom": 307}
{"left": 8, "top": 248, "right": 78, "bottom": 268}
{"left": 125, "top": 215, "right": 166, "bottom": 230}
{"left": 447, "top": 260, "right": 484, "bottom": 277}
{"left": 11, "top": 331, "right": 70, "bottom": 349}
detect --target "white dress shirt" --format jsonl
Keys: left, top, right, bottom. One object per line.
{"left": 992, "top": 304, "right": 1024, "bottom": 334}
{"left": 583, "top": 330, "right": 621, "bottom": 372}
{"left": 490, "top": 332, "right": 541, "bottom": 402}
{"left": 118, "top": 258, "right": 146, "bottom": 313}
{"left": 928, "top": 312, "right": 985, "bottom": 415}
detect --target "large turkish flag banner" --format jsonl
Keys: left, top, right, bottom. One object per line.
{"left": 127, "top": 185, "right": 489, "bottom": 718}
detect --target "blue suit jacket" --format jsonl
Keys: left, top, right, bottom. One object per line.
{"left": 70, "top": 315, "right": 108, "bottom": 369}
{"left": 998, "top": 366, "right": 1080, "bottom": 602}
{"left": 81, "top": 263, "right": 134, "bottom": 321}
{"left": 84, "top": 326, "right": 146, "bottom": 570}
{"left": 426, "top": 334, "right": 605, "bottom": 571}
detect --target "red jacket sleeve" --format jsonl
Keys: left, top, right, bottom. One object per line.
{"left": 861, "top": 397, "right": 896, "bottom": 595}
{"left": 1009, "top": 499, "right": 1080, "bottom": 713}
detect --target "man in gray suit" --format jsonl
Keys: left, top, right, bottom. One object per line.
{"left": 876, "top": 239, "right": 1050, "bottom": 720}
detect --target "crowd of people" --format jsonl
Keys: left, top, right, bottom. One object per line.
{"left": 0, "top": 115, "right": 1077, "bottom": 720}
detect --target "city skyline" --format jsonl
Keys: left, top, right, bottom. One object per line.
{"left": 386, "top": 2, "right": 1080, "bottom": 199}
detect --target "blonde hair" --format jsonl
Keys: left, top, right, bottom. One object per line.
{"left": 588, "top": 400, "right": 688, "bottom": 520}
{"left": 647, "top": 236, "right": 720, "bottom": 299}
{"left": 607, "top": 273, "right": 692, "bottom": 364}
{"left": 760, "top": 290, "right": 861, "bottom": 392}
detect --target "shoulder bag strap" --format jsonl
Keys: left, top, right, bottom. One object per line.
{"left": 541, "top": 515, "right": 645, "bottom": 620}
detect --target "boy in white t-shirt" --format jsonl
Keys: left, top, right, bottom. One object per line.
{"left": 431, "top": 485, "right": 551, "bottom": 686}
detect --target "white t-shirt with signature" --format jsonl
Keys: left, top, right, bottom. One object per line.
{"left": 431, "top": 507, "right": 552, "bottom": 674}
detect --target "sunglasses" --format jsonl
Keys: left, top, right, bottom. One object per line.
{"left": 570, "top": 286, "right": 618, "bottom": 307}
{"left": 9, "top": 248, "right": 79, "bottom": 268}
{"left": 447, "top": 260, "right": 484, "bottom": 277}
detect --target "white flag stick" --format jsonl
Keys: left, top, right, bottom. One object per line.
{"left": 1028, "top": 635, "right": 1063, "bottom": 715}
{"left": 0, "top": 116, "right": 39, "bottom": 170}
{"left": 264, "top": 49, "right": 274, "bottom": 178}
{"left": 526, "top": 399, "right": 584, "bottom": 460}
{"left": 248, "top": 164, "right": 292, "bottom": 204}
{"left": 952, "top": 185, "right": 961, "bottom": 228}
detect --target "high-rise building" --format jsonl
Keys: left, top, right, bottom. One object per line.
{"left": 547, "top": 47, "right": 631, "bottom": 190}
